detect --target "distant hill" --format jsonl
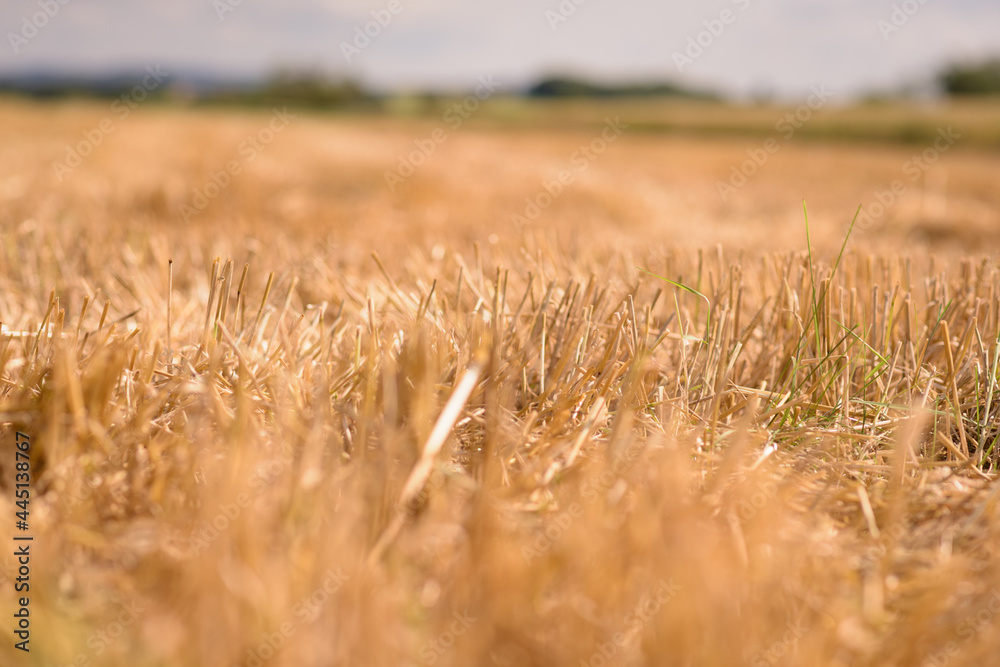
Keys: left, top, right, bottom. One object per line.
{"left": 0, "top": 69, "right": 252, "bottom": 99}
{"left": 0, "top": 68, "right": 372, "bottom": 111}
{"left": 940, "top": 58, "right": 1000, "bottom": 96}
{"left": 527, "top": 76, "right": 719, "bottom": 100}
{"left": 0, "top": 71, "right": 170, "bottom": 98}
{"left": 6, "top": 63, "right": 996, "bottom": 105}
{"left": 0, "top": 69, "right": 720, "bottom": 105}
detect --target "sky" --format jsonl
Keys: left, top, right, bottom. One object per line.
{"left": 1, "top": 0, "right": 999, "bottom": 100}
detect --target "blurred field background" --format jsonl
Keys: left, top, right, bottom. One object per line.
{"left": 4, "top": 93, "right": 1000, "bottom": 256}
{"left": 0, "top": 93, "right": 999, "bottom": 666}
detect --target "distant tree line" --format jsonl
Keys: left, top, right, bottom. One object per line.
{"left": 526, "top": 76, "right": 718, "bottom": 100}
{"left": 2, "top": 57, "right": 998, "bottom": 106}
{"left": 209, "top": 70, "right": 366, "bottom": 108}
{"left": 940, "top": 58, "right": 1000, "bottom": 96}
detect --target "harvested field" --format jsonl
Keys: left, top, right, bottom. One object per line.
{"left": 1, "top": 99, "right": 1000, "bottom": 666}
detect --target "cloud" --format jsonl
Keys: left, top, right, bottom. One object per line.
{"left": 1, "top": 0, "right": 997, "bottom": 98}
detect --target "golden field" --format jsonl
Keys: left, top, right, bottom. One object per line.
{"left": 1, "top": 97, "right": 1000, "bottom": 666}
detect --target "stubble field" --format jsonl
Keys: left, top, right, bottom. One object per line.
{"left": 1, "top": 97, "right": 1000, "bottom": 666}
